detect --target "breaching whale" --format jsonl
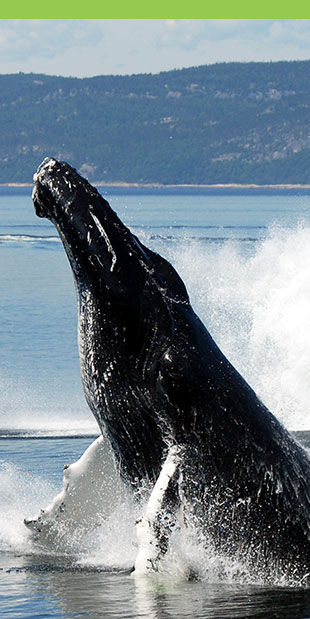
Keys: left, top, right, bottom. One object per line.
{"left": 31, "top": 158, "right": 310, "bottom": 581}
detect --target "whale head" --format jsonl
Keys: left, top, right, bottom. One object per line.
{"left": 32, "top": 158, "right": 197, "bottom": 486}
{"left": 33, "top": 158, "right": 188, "bottom": 303}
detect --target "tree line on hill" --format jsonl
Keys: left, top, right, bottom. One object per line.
{"left": 1, "top": 61, "right": 310, "bottom": 184}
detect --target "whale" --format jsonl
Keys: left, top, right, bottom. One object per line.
{"left": 32, "top": 157, "right": 310, "bottom": 581}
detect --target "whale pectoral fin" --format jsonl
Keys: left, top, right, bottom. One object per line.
{"left": 134, "top": 444, "right": 183, "bottom": 575}
{"left": 24, "top": 435, "right": 126, "bottom": 544}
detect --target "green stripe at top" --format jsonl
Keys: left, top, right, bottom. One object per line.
{"left": 4, "top": 0, "right": 310, "bottom": 18}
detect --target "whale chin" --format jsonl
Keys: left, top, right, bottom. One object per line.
{"left": 31, "top": 157, "right": 310, "bottom": 581}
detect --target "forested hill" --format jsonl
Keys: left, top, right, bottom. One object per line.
{"left": 2, "top": 61, "right": 310, "bottom": 185}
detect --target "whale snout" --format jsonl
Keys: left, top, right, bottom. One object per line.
{"left": 32, "top": 157, "right": 79, "bottom": 220}
{"left": 33, "top": 157, "right": 58, "bottom": 183}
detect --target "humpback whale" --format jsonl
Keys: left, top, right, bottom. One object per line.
{"left": 32, "top": 158, "right": 310, "bottom": 581}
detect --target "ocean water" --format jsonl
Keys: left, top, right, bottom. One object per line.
{"left": 1, "top": 189, "right": 310, "bottom": 617}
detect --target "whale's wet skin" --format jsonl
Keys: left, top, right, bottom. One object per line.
{"left": 30, "top": 158, "right": 310, "bottom": 584}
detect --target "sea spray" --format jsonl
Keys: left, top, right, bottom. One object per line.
{"left": 0, "top": 460, "right": 56, "bottom": 554}
{"left": 164, "top": 224, "right": 310, "bottom": 431}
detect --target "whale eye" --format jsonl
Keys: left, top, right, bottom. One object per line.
{"left": 164, "top": 352, "right": 172, "bottom": 363}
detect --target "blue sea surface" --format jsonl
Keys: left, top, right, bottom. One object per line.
{"left": 1, "top": 188, "right": 310, "bottom": 617}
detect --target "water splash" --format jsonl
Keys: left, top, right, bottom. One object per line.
{"left": 166, "top": 224, "right": 310, "bottom": 431}
{"left": 0, "top": 449, "right": 308, "bottom": 587}
{"left": 0, "top": 461, "right": 56, "bottom": 554}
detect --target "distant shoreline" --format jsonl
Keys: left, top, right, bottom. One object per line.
{"left": 2, "top": 182, "right": 310, "bottom": 190}
{"left": 2, "top": 182, "right": 310, "bottom": 196}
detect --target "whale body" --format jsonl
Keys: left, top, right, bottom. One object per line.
{"left": 32, "top": 158, "right": 310, "bottom": 581}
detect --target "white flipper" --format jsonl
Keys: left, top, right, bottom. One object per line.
{"left": 135, "top": 445, "right": 182, "bottom": 575}
{"left": 24, "top": 435, "right": 126, "bottom": 545}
